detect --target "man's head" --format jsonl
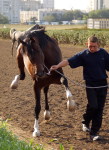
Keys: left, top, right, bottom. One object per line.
{"left": 87, "top": 36, "right": 100, "bottom": 53}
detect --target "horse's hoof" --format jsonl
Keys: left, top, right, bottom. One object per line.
{"left": 67, "top": 100, "right": 76, "bottom": 111}
{"left": 10, "top": 82, "right": 18, "bottom": 89}
{"left": 44, "top": 110, "right": 50, "bottom": 120}
{"left": 32, "top": 131, "right": 40, "bottom": 137}
{"left": 10, "top": 75, "right": 20, "bottom": 89}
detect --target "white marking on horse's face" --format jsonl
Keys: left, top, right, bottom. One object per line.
{"left": 33, "top": 119, "right": 40, "bottom": 137}
{"left": 23, "top": 54, "right": 35, "bottom": 77}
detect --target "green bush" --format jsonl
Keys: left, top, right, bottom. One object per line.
{"left": 47, "top": 29, "right": 109, "bottom": 47}
{"left": 0, "top": 28, "right": 109, "bottom": 47}
{"left": 0, "top": 28, "right": 10, "bottom": 39}
{"left": 0, "top": 121, "right": 44, "bottom": 150}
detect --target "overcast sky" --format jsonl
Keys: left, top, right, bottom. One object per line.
{"left": 54, "top": 0, "right": 90, "bottom": 10}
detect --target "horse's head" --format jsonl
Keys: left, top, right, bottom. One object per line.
{"left": 19, "top": 37, "right": 46, "bottom": 79}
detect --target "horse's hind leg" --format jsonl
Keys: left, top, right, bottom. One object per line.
{"left": 11, "top": 41, "right": 14, "bottom": 56}
{"left": 61, "top": 77, "right": 76, "bottom": 111}
{"left": 16, "top": 40, "right": 20, "bottom": 50}
{"left": 43, "top": 86, "right": 50, "bottom": 120}
{"left": 10, "top": 47, "right": 25, "bottom": 89}
{"left": 33, "top": 82, "right": 41, "bottom": 137}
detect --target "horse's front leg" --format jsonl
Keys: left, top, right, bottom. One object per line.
{"left": 10, "top": 46, "right": 25, "bottom": 89}
{"left": 43, "top": 86, "right": 50, "bottom": 120}
{"left": 33, "top": 82, "right": 41, "bottom": 137}
{"left": 61, "top": 77, "right": 76, "bottom": 111}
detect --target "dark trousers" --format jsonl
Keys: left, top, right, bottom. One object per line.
{"left": 82, "top": 79, "right": 107, "bottom": 135}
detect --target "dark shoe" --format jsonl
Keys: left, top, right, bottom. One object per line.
{"left": 90, "top": 135, "right": 100, "bottom": 141}
{"left": 82, "top": 123, "right": 90, "bottom": 132}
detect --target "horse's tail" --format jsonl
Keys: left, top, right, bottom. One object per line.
{"left": 10, "top": 28, "right": 16, "bottom": 38}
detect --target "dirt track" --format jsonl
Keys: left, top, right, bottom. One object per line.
{"left": 0, "top": 39, "right": 109, "bottom": 150}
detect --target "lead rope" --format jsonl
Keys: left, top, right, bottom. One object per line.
{"left": 43, "top": 64, "right": 109, "bottom": 89}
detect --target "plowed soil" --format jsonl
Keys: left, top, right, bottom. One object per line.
{"left": 0, "top": 39, "right": 109, "bottom": 150}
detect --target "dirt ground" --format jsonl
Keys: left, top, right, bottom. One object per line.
{"left": 0, "top": 39, "right": 109, "bottom": 150}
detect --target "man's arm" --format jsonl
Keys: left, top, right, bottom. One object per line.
{"left": 50, "top": 60, "right": 69, "bottom": 71}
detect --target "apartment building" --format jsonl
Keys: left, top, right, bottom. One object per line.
{"left": 0, "top": 0, "right": 54, "bottom": 23}
{"left": 20, "top": 0, "right": 42, "bottom": 11}
{"left": 20, "top": 11, "right": 38, "bottom": 23}
{"left": 0, "top": 0, "right": 21, "bottom": 23}
{"left": 42, "top": 0, "right": 54, "bottom": 9}
{"left": 20, "top": 0, "right": 54, "bottom": 23}
{"left": 104, "top": 0, "right": 109, "bottom": 8}
{"left": 37, "top": 8, "right": 65, "bottom": 22}
{"left": 87, "top": 18, "right": 109, "bottom": 29}
{"left": 90, "top": 0, "right": 109, "bottom": 10}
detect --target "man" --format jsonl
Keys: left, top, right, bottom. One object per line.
{"left": 50, "top": 36, "right": 109, "bottom": 141}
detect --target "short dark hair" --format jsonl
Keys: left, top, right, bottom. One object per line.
{"left": 88, "top": 36, "right": 99, "bottom": 43}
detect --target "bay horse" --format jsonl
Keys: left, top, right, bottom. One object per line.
{"left": 10, "top": 29, "right": 76, "bottom": 137}
{"left": 10, "top": 24, "right": 44, "bottom": 55}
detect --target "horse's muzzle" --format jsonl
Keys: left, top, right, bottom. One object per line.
{"left": 36, "top": 71, "right": 46, "bottom": 79}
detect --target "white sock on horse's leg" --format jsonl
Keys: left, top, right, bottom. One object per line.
{"left": 44, "top": 110, "right": 50, "bottom": 120}
{"left": 10, "top": 75, "right": 20, "bottom": 89}
{"left": 33, "top": 119, "right": 40, "bottom": 137}
{"left": 66, "top": 89, "right": 76, "bottom": 111}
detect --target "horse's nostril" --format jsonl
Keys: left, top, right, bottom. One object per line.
{"left": 36, "top": 71, "right": 45, "bottom": 78}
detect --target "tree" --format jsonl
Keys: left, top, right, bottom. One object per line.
{"left": 62, "top": 11, "right": 74, "bottom": 21}
{"left": 30, "top": 17, "right": 37, "bottom": 23}
{"left": 42, "top": 10, "right": 88, "bottom": 22}
{"left": 0, "top": 14, "right": 9, "bottom": 24}
{"left": 43, "top": 15, "right": 56, "bottom": 22}
{"left": 60, "top": 10, "right": 88, "bottom": 21}
{"left": 73, "top": 10, "right": 83, "bottom": 20}
{"left": 88, "top": 9, "right": 109, "bottom": 19}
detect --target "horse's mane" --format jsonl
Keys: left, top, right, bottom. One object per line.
{"left": 28, "top": 30, "right": 55, "bottom": 49}
{"left": 10, "top": 25, "right": 45, "bottom": 41}
{"left": 26, "top": 24, "right": 44, "bottom": 32}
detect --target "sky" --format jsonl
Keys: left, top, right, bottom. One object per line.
{"left": 54, "top": 0, "right": 90, "bottom": 11}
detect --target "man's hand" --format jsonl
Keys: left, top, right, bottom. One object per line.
{"left": 50, "top": 65, "right": 59, "bottom": 71}
{"left": 50, "top": 60, "right": 69, "bottom": 71}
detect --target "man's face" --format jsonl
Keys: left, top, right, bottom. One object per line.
{"left": 87, "top": 42, "right": 99, "bottom": 53}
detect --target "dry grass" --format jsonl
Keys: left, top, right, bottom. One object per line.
{"left": 0, "top": 24, "right": 86, "bottom": 31}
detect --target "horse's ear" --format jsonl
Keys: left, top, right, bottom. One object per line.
{"left": 19, "top": 38, "right": 27, "bottom": 46}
